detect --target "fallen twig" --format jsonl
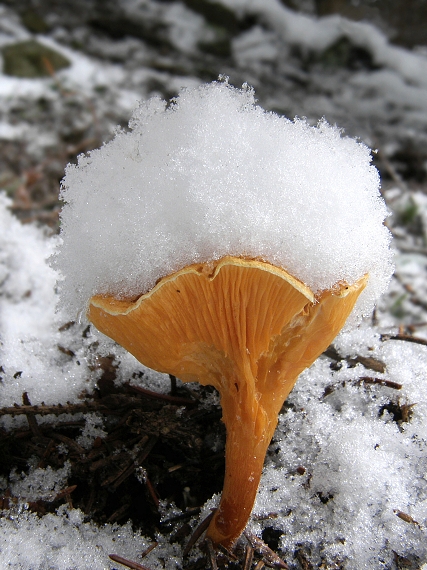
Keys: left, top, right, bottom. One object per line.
{"left": 141, "top": 542, "right": 158, "bottom": 558}
{"left": 183, "top": 509, "right": 216, "bottom": 556}
{"left": 50, "top": 433, "right": 85, "bottom": 455}
{"left": 360, "top": 377, "right": 402, "bottom": 390}
{"left": 205, "top": 538, "right": 218, "bottom": 570}
{"left": 394, "top": 510, "right": 421, "bottom": 528}
{"left": 243, "top": 544, "right": 254, "bottom": 570}
{"left": 323, "top": 346, "right": 386, "bottom": 373}
{"left": 244, "top": 531, "right": 288, "bottom": 569}
{"left": 126, "top": 384, "right": 197, "bottom": 406}
{"left": 109, "top": 554, "right": 152, "bottom": 570}
{"left": 102, "top": 435, "right": 157, "bottom": 490}
{"left": 160, "top": 507, "right": 201, "bottom": 525}
{"left": 22, "top": 392, "right": 42, "bottom": 437}
{"left": 295, "top": 548, "right": 314, "bottom": 570}
{"left": 0, "top": 401, "right": 110, "bottom": 417}
{"left": 137, "top": 467, "right": 160, "bottom": 509}
{"left": 106, "top": 503, "right": 130, "bottom": 523}
{"left": 54, "top": 485, "right": 77, "bottom": 502}
{"left": 381, "top": 333, "right": 427, "bottom": 347}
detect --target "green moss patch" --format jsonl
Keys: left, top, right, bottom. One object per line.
{"left": 2, "top": 40, "right": 70, "bottom": 78}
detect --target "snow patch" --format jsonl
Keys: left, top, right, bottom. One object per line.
{"left": 56, "top": 80, "right": 393, "bottom": 320}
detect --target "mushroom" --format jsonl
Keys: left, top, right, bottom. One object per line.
{"left": 87, "top": 255, "right": 367, "bottom": 549}
{"left": 57, "top": 81, "right": 392, "bottom": 550}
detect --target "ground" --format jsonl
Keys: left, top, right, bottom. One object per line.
{"left": 0, "top": 1, "right": 427, "bottom": 569}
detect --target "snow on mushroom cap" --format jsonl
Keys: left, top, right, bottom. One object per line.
{"left": 56, "top": 80, "right": 393, "bottom": 319}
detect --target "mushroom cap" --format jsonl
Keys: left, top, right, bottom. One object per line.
{"left": 88, "top": 256, "right": 365, "bottom": 399}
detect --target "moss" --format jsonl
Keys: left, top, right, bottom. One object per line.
{"left": 2, "top": 40, "right": 70, "bottom": 78}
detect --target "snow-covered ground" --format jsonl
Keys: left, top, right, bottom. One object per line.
{"left": 0, "top": 1, "right": 426, "bottom": 569}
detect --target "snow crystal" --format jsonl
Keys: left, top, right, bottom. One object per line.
{"left": 76, "top": 413, "right": 107, "bottom": 450}
{"left": 9, "top": 463, "right": 71, "bottom": 502}
{"left": 56, "top": 79, "right": 392, "bottom": 319}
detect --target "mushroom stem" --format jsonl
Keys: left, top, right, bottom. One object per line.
{"left": 206, "top": 382, "right": 279, "bottom": 549}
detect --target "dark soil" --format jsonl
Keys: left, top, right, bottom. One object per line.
{"left": 0, "top": 368, "right": 294, "bottom": 568}
{"left": 0, "top": 371, "right": 231, "bottom": 566}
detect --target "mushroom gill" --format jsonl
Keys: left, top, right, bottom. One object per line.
{"left": 87, "top": 256, "right": 367, "bottom": 549}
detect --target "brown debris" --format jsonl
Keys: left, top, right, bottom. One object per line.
{"left": 392, "top": 550, "right": 415, "bottom": 568}
{"left": 36, "top": 438, "right": 56, "bottom": 469}
{"left": 323, "top": 346, "right": 386, "bottom": 373}
{"left": 243, "top": 544, "right": 254, "bottom": 570}
{"left": 183, "top": 510, "right": 216, "bottom": 556}
{"left": 0, "top": 401, "right": 109, "bottom": 417}
{"left": 54, "top": 484, "right": 77, "bottom": 502}
{"left": 109, "top": 554, "right": 152, "bottom": 570}
{"left": 22, "top": 392, "right": 42, "bottom": 437}
{"left": 381, "top": 333, "right": 427, "bottom": 347}
{"left": 205, "top": 538, "right": 219, "bottom": 570}
{"left": 244, "top": 531, "right": 288, "bottom": 569}
{"left": 0, "top": 383, "right": 226, "bottom": 544}
{"left": 57, "top": 345, "right": 76, "bottom": 357}
{"left": 50, "top": 433, "right": 85, "bottom": 456}
{"left": 101, "top": 435, "right": 157, "bottom": 489}
{"left": 127, "top": 383, "right": 197, "bottom": 406}
{"left": 295, "top": 548, "right": 314, "bottom": 570}
{"left": 380, "top": 401, "right": 417, "bottom": 424}
{"left": 359, "top": 376, "right": 402, "bottom": 390}
{"left": 394, "top": 510, "right": 422, "bottom": 528}
{"left": 141, "top": 542, "right": 158, "bottom": 558}
{"left": 106, "top": 502, "right": 131, "bottom": 523}
{"left": 253, "top": 512, "right": 279, "bottom": 521}
{"left": 137, "top": 468, "right": 160, "bottom": 509}
{"left": 351, "top": 355, "right": 386, "bottom": 373}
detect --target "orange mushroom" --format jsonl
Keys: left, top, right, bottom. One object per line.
{"left": 87, "top": 255, "right": 367, "bottom": 549}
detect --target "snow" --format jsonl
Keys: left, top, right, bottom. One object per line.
{"left": 232, "top": 26, "right": 279, "bottom": 66}
{"left": 0, "top": 0, "right": 426, "bottom": 568}
{"left": 251, "top": 337, "right": 427, "bottom": 568}
{"left": 75, "top": 413, "right": 108, "bottom": 450}
{"left": 0, "top": 193, "right": 165, "bottom": 408}
{"left": 56, "top": 80, "right": 392, "bottom": 320}
{"left": 0, "top": 507, "right": 183, "bottom": 570}
{"left": 163, "top": 3, "right": 210, "bottom": 54}
{"left": 0, "top": 121, "right": 28, "bottom": 141}
{"left": 0, "top": 75, "right": 52, "bottom": 100}
{"left": 224, "top": 0, "right": 427, "bottom": 88}
{"left": 10, "top": 463, "right": 71, "bottom": 502}
{"left": 0, "top": 194, "right": 93, "bottom": 406}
